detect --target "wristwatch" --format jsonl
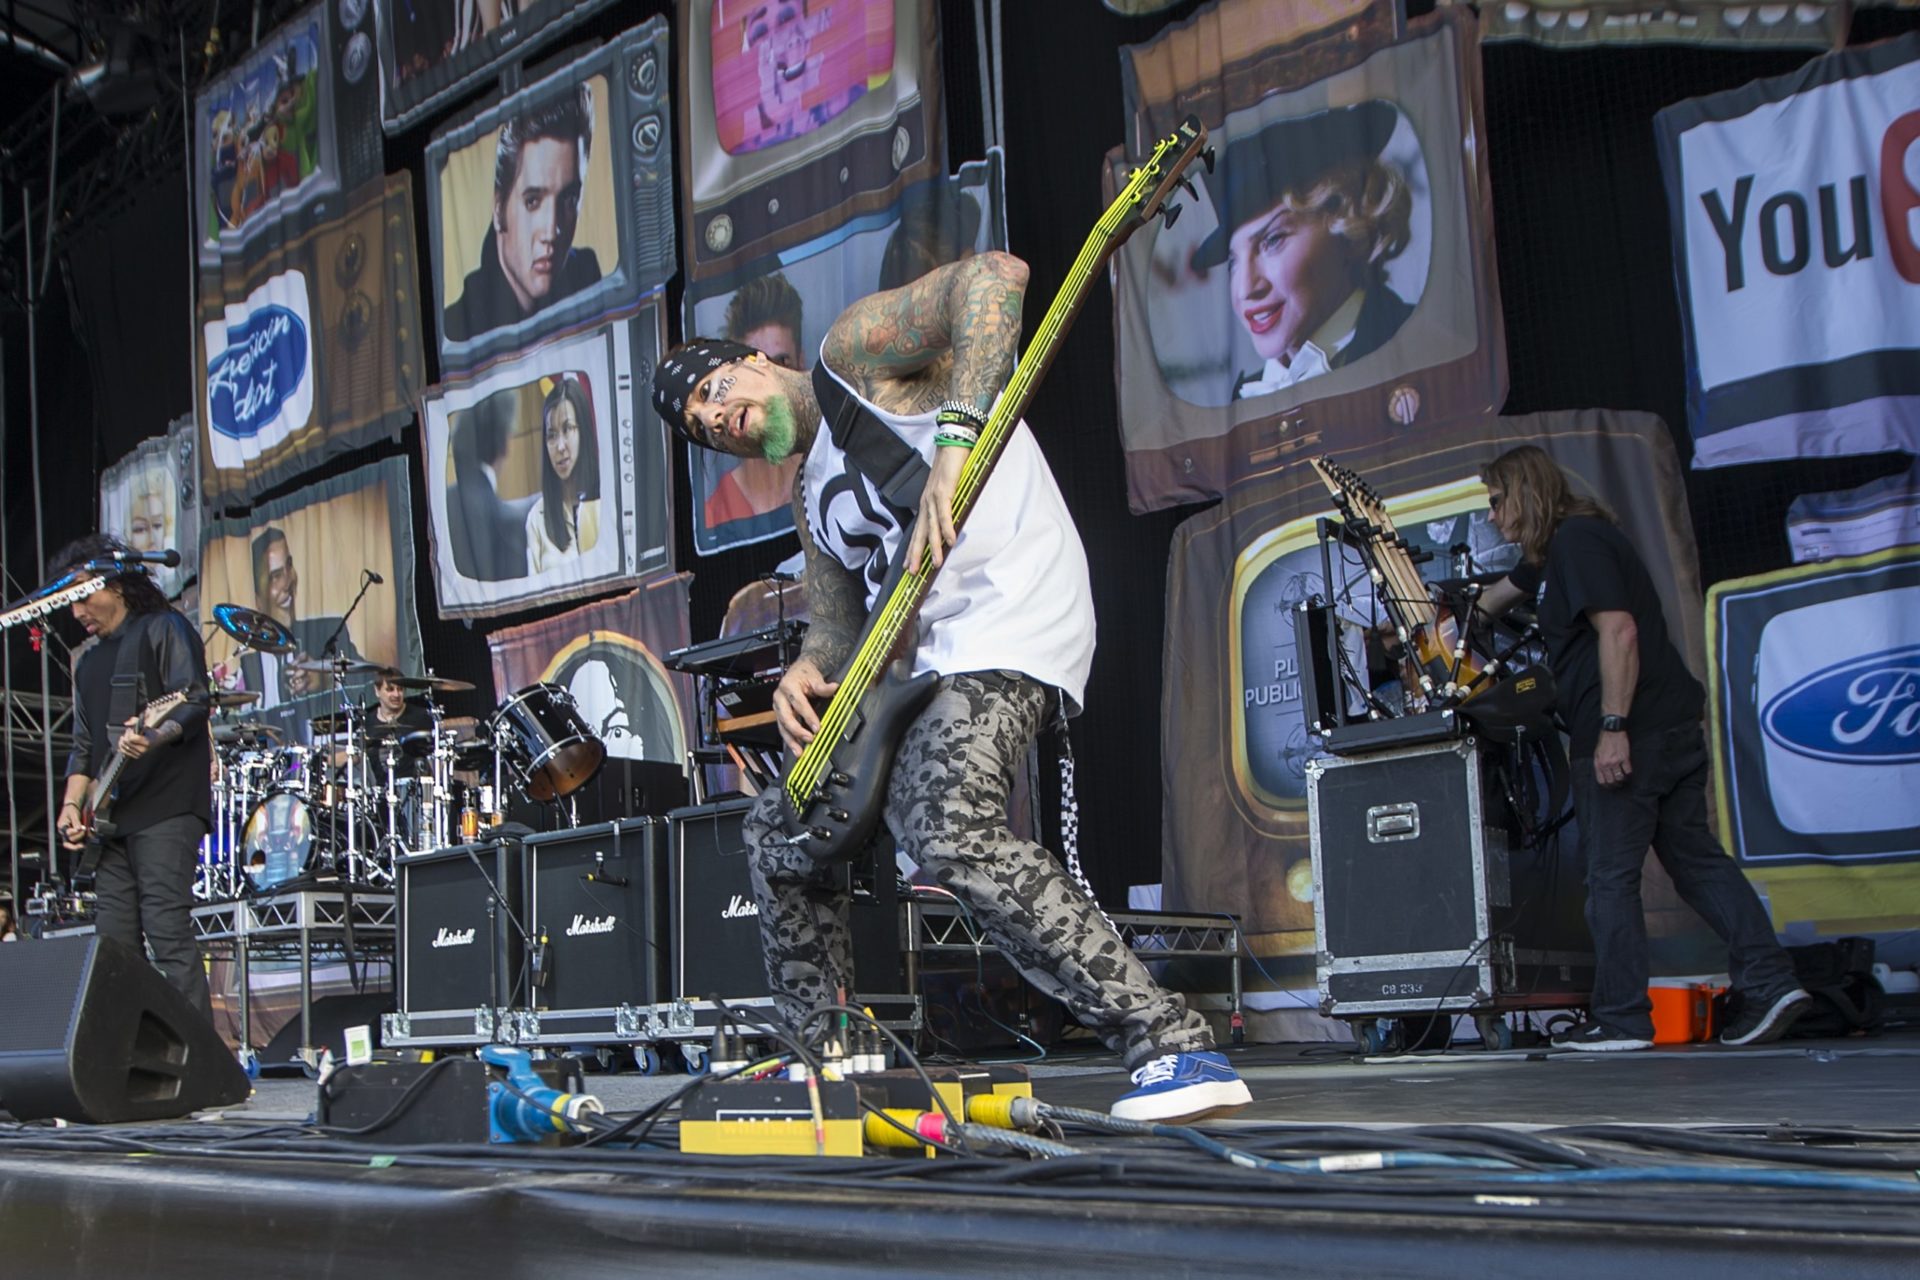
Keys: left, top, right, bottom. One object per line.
{"left": 1600, "top": 714, "right": 1630, "bottom": 733}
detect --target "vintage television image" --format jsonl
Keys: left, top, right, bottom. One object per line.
{"left": 421, "top": 308, "right": 672, "bottom": 620}
{"left": 1108, "top": 10, "right": 1504, "bottom": 510}
{"left": 192, "top": 0, "right": 382, "bottom": 265}
{"left": 681, "top": 154, "right": 1003, "bottom": 554}
{"left": 99, "top": 417, "right": 199, "bottom": 601}
{"left": 426, "top": 20, "right": 675, "bottom": 375}
{"left": 677, "top": 0, "right": 945, "bottom": 280}
{"left": 200, "top": 458, "right": 424, "bottom": 745}
{"left": 374, "top": 0, "right": 620, "bottom": 134}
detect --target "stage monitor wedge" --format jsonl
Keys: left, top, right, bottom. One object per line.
{"left": 0, "top": 937, "right": 250, "bottom": 1124}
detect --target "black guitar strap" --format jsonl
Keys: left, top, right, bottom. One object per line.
{"left": 104, "top": 611, "right": 154, "bottom": 749}
{"left": 810, "top": 363, "right": 929, "bottom": 519}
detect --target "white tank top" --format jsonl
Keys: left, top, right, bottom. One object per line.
{"left": 802, "top": 365, "right": 1095, "bottom": 710}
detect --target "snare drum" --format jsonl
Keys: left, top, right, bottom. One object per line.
{"left": 488, "top": 683, "right": 606, "bottom": 802}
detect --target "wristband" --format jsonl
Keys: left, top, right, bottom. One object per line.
{"left": 933, "top": 432, "right": 977, "bottom": 450}
{"left": 935, "top": 401, "right": 987, "bottom": 433}
{"left": 61, "top": 802, "right": 79, "bottom": 813}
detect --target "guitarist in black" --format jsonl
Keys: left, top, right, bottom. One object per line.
{"left": 53, "top": 536, "right": 214, "bottom": 1019}
{"left": 653, "top": 253, "right": 1250, "bottom": 1123}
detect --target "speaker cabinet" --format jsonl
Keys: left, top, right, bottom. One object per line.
{"left": 398, "top": 840, "right": 523, "bottom": 1017}
{"left": 526, "top": 819, "right": 668, "bottom": 1011}
{"left": 0, "top": 936, "right": 250, "bottom": 1123}
{"left": 668, "top": 798, "right": 902, "bottom": 1004}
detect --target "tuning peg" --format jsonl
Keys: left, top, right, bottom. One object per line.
{"left": 1201, "top": 145, "right": 1216, "bottom": 174}
{"left": 1160, "top": 202, "right": 1183, "bottom": 228}
{"left": 1178, "top": 175, "right": 1199, "bottom": 202}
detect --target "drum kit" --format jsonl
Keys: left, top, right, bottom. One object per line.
{"left": 198, "top": 605, "right": 607, "bottom": 902}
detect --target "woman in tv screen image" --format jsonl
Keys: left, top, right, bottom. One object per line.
{"left": 525, "top": 374, "right": 602, "bottom": 574}
{"left": 1191, "top": 101, "right": 1416, "bottom": 400}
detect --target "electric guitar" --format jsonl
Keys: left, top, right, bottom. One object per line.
{"left": 779, "top": 116, "right": 1211, "bottom": 862}
{"left": 72, "top": 690, "right": 189, "bottom": 862}
{"left": 1310, "top": 457, "right": 1491, "bottom": 705}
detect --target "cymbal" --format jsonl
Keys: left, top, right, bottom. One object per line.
{"left": 211, "top": 603, "right": 295, "bottom": 655}
{"left": 384, "top": 672, "right": 477, "bottom": 693}
{"left": 209, "top": 690, "right": 261, "bottom": 709}
{"left": 212, "top": 720, "right": 284, "bottom": 745}
{"left": 289, "top": 656, "right": 390, "bottom": 675}
{"left": 305, "top": 709, "right": 366, "bottom": 736}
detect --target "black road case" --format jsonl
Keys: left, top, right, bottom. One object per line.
{"left": 1307, "top": 737, "right": 1594, "bottom": 1049}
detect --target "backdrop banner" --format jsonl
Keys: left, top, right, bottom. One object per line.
{"left": 191, "top": 0, "right": 382, "bottom": 267}
{"left": 1707, "top": 547, "right": 1920, "bottom": 957}
{"left": 1161, "top": 411, "right": 1711, "bottom": 984}
{"left": 682, "top": 152, "right": 1006, "bottom": 555}
{"left": 421, "top": 308, "right": 672, "bottom": 619}
{"left": 99, "top": 415, "right": 199, "bottom": 600}
{"left": 1464, "top": 0, "right": 1850, "bottom": 48}
{"left": 1786, "top": 458, "right": 1920, "bottom": 563}
{"left": 1110, "top": 8, "right": 1505, "bottom": 511}
{"left": 487, "top": 578, "right": 695, "bottom": 770}
{"left": 1655, "top": 33, "right": 1920, "bottom": 467}
{"left": 202, "top": 457, "right": 424, "bottom": 744}
{"left": 425, "top": 21, "right": 675, "bottom": 378}
{"left": 676, "top": 0, "right": 945, "bottom": 282}
{"left": 375, "top": 0, "right": 620, "bottom": 134}
{"left": 195, "top": 173, "right": 425, "bottom": 507}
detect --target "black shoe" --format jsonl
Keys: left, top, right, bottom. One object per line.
{"left": 1550, "top": 1021, "right": 1653, "bottom": 1052}
{"left": 1719, "top": 987, "right": 1813, "bottom": 1046}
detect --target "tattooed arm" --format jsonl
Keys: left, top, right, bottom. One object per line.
{"left": 821, "top": 251, "right": 1029, "bottom": 419}
{"left": 822, "top": 251, "right": 1030, "bottom": 569}
{"left": 772, "top": 462, "right": 866, "bottom": 756}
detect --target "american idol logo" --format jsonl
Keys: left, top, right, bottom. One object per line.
{"left": 206, "top": 304, "right": 307, "bottom": 438}
{"left": 1761, "top": 645, "right": 1920, "bottom": 765}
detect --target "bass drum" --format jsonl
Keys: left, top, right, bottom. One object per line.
{"left": 488, "top": 683, "right": 606, "bottom": 802}
{"left": 240, "top": 789, "right": 344, "bottom": 892}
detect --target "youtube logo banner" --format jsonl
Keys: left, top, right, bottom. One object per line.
{"left": 1657, "top": 33, "right": 1920, "bottom": 468}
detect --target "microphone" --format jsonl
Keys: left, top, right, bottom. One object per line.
{"left": 89, "top": 548, "right": 182, "bottom": 568}
{"left": 364, "top": 569, "right": 385, "bottom": 584}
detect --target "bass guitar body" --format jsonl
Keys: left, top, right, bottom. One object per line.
{"left": 780, "top": 659, "right": 940, "bottom": 863}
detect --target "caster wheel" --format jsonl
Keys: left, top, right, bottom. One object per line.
{"left": 635, "top": 1046, "right": 662, "bottom": 1076}
{"left": 1354, "top": 1020, "right": 1387, "bottom": 1055}
{"left": 1475, "top": 1014, "right": 1513, "bottom": 1051}
{"left": 679, "top": 1043, "right": 709, "bottom": 1075}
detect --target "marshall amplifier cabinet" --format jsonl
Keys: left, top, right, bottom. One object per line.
{"left": 1307, "top": 738, "right": 1593, "bottom": 1035}
{"left": 668, "top": 798, "right": 908, "bottom": 1029}
{"left": 519, "top": 818, "right": 669, "bottom": 1045}
{"left": 392, "top": 839, "right": 525, "bottom": 1046}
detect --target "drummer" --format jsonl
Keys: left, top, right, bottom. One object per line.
{"left": 369, "top": 670, "right": 433, "bottom": 738}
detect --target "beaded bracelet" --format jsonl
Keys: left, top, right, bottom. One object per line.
{"left": 935, "top": 401, "right": 987, "bottom": 432}
{"left": 933, "top": 432, "right": 977, "bottom": 450}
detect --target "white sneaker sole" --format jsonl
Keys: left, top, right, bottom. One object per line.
{"left": 1110, "top": 1078, "right": 1253, "bottom": 1124}
{"left": 1552, "top": 1037, "right": 1653, "bottom": 1052}
{"left": 1720, "top": 990, "right": 1813, "bottom": 1046}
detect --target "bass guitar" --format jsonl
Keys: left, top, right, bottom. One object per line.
{"left": 780, "top": 116, "right": 1211, "bottom": 861}
{"left": 1309, "top": 457, "right": 1492, "bottom": 706}
{"left": 72, "top": 690, "right": 189, "bottom": 867}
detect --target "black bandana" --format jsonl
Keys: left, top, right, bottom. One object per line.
{"left": 652, "top": 340, "right": 759, "bottom": 444}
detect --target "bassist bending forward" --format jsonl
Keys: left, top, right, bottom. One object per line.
{"left": 653, "top": 254, "right": 1249, "bottom": 1122}
{"left": 54, "top": 535, "right": 214, "bottom": 1019}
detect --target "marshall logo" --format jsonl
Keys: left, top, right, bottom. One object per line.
{"left": 430, "top": 926, "right": 476, "bottom": 948}
{"left": 567, "top": 913, "right": 616, "bottom": 937}
{"left": 207, "top": 304, "right": 309, "bottom": 439}
{"left": 1762, "top": 644, "right": 1920, "bottom": 765}
{"left": 721, "top": 894, "right": 759, "bottom": 920}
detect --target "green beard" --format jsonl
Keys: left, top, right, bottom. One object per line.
{"left": 760, "top": 393, "right": 798, "bottom": 463}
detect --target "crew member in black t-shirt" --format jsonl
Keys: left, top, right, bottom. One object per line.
{"left": 53, "top": 535, "right": 213, "bottom": 1018}
{"left": 1474, "top": 447, "right": 1808, "bottom": 1052}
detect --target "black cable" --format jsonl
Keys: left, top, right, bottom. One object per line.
{"left": 310, "top": 1055, "right": 462, "bottom": 1137}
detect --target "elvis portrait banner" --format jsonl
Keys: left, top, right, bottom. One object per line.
{"left": 420, "top": 307, "right": 673, "bottom": 620}
{"left": 1108, "top": 7, "right": 1505, "bottom": 512}
{"left": 200, "top": 457, "right": 425, "bottom": 745}
{"left": 1656, "top": 33, "right": 1920, "bottom": 467}
{"left": 487, "top": 577, "right": 695, "bottom": 772}
{"left": 425, "top": 19, "right": 675, "bottom": 378}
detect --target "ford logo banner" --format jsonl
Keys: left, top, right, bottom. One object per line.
{"left": 1761, "top": 645, "right": 1920, "bottom": 765}
{"left": 206, "top": 304, "right": 308, "bottom": 440}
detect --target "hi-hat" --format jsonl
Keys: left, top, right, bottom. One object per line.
{"left": 289, "top": 656, "right": 389, "bottom": 675}
{"left": 209, "top": 690, "right": 261, "bottom": 710}
{"left": 212, "top": 720, "right": 284, "bottom": 745}
{"left": 211, "top": 604, "right": 295, "bottom": 655}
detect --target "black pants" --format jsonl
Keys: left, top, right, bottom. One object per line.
{"left": 1572, "top": 722, "right": 1796, "bottom": 1038}
{"left": 91, "top": 814, "right": 212, "bottom": 1019}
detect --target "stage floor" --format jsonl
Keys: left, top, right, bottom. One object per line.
{"left": 6, "top": 1035, "right": 1919, "bottom": 1277}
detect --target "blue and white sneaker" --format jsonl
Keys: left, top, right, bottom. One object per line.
{"left": 1110, "top": 1051, "right": 1252, "bottom": 1123}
